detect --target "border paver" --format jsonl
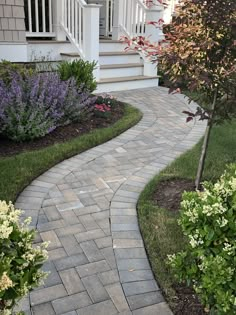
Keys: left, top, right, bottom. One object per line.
{"left": 16, "top": 87, "right": 206, "bottom": 314}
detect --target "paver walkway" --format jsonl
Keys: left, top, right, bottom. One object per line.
{"left": 16, "top": 87, "right": 206, "bottom": 315}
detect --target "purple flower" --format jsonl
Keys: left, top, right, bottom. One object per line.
{"left": 0, "top": 71, "right": 94, "bottom": 142}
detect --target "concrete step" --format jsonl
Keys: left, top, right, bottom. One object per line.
{"left": 96, "top": 75, "right": 159, "bottom": 93}
{"left": 100, "top": 63, "right": 144, "bottom": 79}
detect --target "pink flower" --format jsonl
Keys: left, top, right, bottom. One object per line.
{"left": 94, "top": 103, "right": 111, "bottom": 113}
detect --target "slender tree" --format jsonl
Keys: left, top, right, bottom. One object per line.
{"left": 124, "top": 0, "right": 236, "bottom": 188}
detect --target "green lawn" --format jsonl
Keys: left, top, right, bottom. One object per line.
{"left": 0, "top": 104, "right": 142, "bottom": 202}
{"left": 137, "top": 119, "right": 236, "bottom": 308}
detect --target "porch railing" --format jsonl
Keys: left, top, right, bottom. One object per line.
{"left": 60, "top": 0, "right": 86, "bottom": 57}
{"left": 120, "top": 0, "right": 147, "bottom": 38}
{"left": 25, "top": 0, "right": 55, "bottom": 37}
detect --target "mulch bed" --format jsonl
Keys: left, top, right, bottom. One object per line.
{"left": 153, "top": 178, "right": 207, "bottom": 315}
{"left": 0, "top": 102, "right": 124, "bottom": 157}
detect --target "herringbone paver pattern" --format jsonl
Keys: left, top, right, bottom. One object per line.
{"left": 15, "top": 87, "right": 206, "bottom": 315}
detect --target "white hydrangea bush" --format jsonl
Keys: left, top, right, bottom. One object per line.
{"left": 168, "top": 164, "right": 236, "bottom": 315}
{"left": 0, "top": 201, "right": 48, "bottom": 314}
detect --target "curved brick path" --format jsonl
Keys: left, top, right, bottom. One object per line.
{"left": 16, "top": 87, "right": 206, "bottom": 315}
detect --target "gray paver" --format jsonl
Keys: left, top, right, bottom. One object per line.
{"left": 40, "top": 231, "right": 61, "bottom": 250}
{"left": 60, "top": 235, "right": 83, "bottom": 256}
{"left": 30, "top": 284, "right": 67, "bottom": 306}
{"left": 80, "top": 240, "right": 104, "bottom": 262}
{"left": 54, "top": 254, "right": 88, "bottom": 271}
{"left": 122, "top": 280, "right": 159, "bottom": 297}
{"left": 82, "top": 275, "right": 109, "bottom": 303}
{"left": 105, "top": 283, "right": 130, "bottom": 312}
{"left": 76, "top": 300, "right": 117, "bottom": 315}
{"left": 117, "top": 259, "right": 150, "bottom": 271}
{"left": 127, "top": 291, "right": 164, "bottom": 310}
{"left": 132, "top": 302, "right": 173, "bottom": 315}
{"left": 75, "top": 229, "right": 106, "bottom": 243}
{"left": 59, "top": 268, "right": 85, "bottom": 295}
{"left": 52, "top": 292, "right": 92, "bottom": 315}
{"left": 98, "top": 270, "right": 119, "bottom": 286}
{"left": 76, "top": 260, "right": 110, "bottom": 278}
{"left": 32, "top": 302, "right": 55, "bottom": 315}
{"left": 17, "top": 87, "right": 206, "bottom": 315}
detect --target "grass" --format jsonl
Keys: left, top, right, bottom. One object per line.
{"left": 137, "top": 119, "right": 236, "bottom": 308}
{"left": 0, "top": 104, "right": 142, "bottom": 202}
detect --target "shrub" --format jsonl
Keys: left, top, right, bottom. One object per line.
{"left": 0, "top": 71, "right": 93, "bottom": 142}
{"left": 95, "top": 94, "right": 117, "bottom": 108}
{"left": 92, "top": 94, "right": 118, "bottom": 119}
{"left": 168, "top": 164, "right": 236, "bottom": 315}
{"left": 0, "top": 61, "right": 35, "bottom": 86}
{"left": 57, "top": 59, "right": 97, "bottom": 92}
{"left": 0, "top": 201, "right": 48, "bottom": 313}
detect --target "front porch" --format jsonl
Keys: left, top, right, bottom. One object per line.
{"left": 0, "top": 0, "right": 172, "bottom": 91}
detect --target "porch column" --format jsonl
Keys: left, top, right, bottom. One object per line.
{"left": 144, "top": 1, "right": 164, "bottom": 76}
{"left": 83, "top": 4, "right": 102, "bottom": 80}
{"left": 112, "top": 0, "right": 123, "bottom": 40}
{"left": 52, "top": 0, "right": 66, "bottom": 40}
{"left": 145, "top": 1, "right": 165, "bottom": 43}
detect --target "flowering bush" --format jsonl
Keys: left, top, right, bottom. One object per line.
{"left": 95, "top": 94, "right": 117, "bottom": 108}
{"left": 0, "top": 71, "right": 93, "bottom": 142}
{"left": 168, "top": 164, "right": 236, "bottom": 314}
{"left": 92, "top": 94, "right": 117, "bottom": 119}
{"left": 0, "top": 201, "right": 48, "bottom": 314}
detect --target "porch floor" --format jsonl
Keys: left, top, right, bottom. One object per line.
{"left": 15, "top": 87, "right": 206, "bottom": 315}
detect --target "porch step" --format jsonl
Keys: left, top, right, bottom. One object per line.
{"left": 99, "top": 39, "right": 122, "bottom": 43}
{"left": 60, "top": 52, "right": 81, "bottom": 58}
{"left": 99, "top": 40, "right": 126, "bottom": 52}
{"left": 99, "top": 51, "right": 141, "bottom": 65}
{"left": 100, "top": 63, "right": 144, "bottom": 79}
{"left": 96, "top": 75, "right": 159, "bottom": 93}
{"left": 27, "top": 40, "right": 70, "bottom": 44}
{"left": 99, "top": 51, "right": 138, "bottom": 56}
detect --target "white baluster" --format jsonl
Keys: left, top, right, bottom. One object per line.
{"left": 42, "top": 0, "right": 46, "bottom": 32}
{"left": 27, "top": 0, "right": 32, "bottom": 33}
{"left": 35, "top": 0, "right": 39, "bottom": 32}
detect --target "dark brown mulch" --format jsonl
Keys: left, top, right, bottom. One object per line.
{"left": 153, "top": 178, "right": 207, "bottom": 315}
{"left": 0, "top": 103, "right": 124, "bottom": 158}
{"left": 153, "top": 178, "right": 195, "bottom": 212}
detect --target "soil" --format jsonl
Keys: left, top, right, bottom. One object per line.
{"left": 0, "top": 102, "right": 124, "bottom": 157}
{"left": 153, "top": 178, "right": 207, "bottom": 315}
{"left": 153, "top": 178, "right": 195, "bottom": 212}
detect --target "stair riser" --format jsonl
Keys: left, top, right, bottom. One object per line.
{"left": 100, "top": 66, "right": 143, "bottom": 79}
{"left": 96, "top": 78, "right": 159, "bottom": 93}
{"left": 100, "top": 54, "right": 141, "bottom": 65}
{"left": 99, "top": 42, "right": 127, "bottom": 53}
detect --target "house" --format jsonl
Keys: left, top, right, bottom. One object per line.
{"left": 0, "top": 0, "right": 177, "bottom": 92}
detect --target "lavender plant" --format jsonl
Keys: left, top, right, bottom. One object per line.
{"left": 0, "top": 72, "right": 93, "bottom": 142}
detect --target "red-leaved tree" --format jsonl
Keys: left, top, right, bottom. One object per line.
{"left": 124, "top": 0, "right": 236, "bottom": 188}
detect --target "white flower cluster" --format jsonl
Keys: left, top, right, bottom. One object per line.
{"left": 189, "top": 229, "right": 204, "bottom": 248}
{"left": 0, "top": 272, "right": 13, "bottom": 292}
{"left": 0, "top": 201, "right": 22, "bottom": 239}
{"left": 0, "top": 200, "right": 49, "bottom": 313}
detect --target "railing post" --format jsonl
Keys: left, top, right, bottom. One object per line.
{"left": 145, "top": 1, "right": 165, "bottom": 42}
{"left": 112, "top": 0, "right": 123, "bottom": 40}
{"left": 144, "top": 0, "right": 164, "bottom": 76}
{"left": 52, "top": 0, "right": 66, "bottom": 40}
{"left": 83, "top": 4, "right": 102, "bottom": 80}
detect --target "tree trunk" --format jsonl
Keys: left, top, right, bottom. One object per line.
{"left": 195, "top": 90, "right": 218, "bottom": 190}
